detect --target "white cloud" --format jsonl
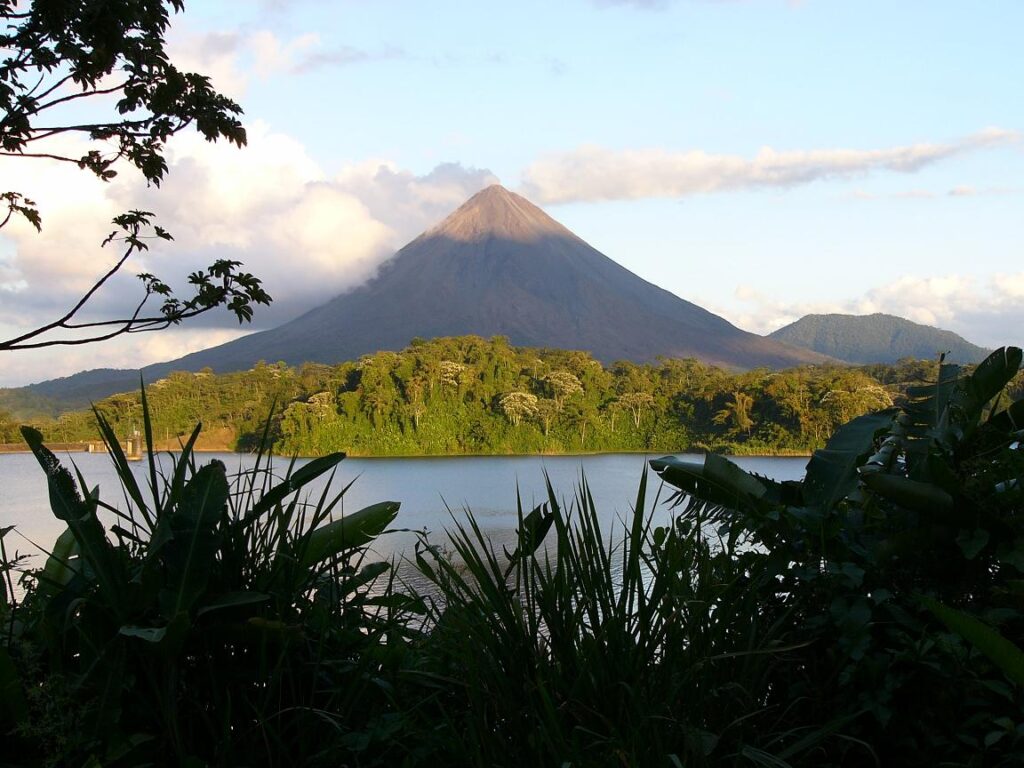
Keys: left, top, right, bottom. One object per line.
{"left": 520, "top": 128, "right": 1020, "bottom": 204}
{"left": 0, "top": 123, "right": 497, "bottom": 385}
{"left": 724, "top": 273, "right": 1024, "bottom": 350}
{"left": 248, "top": 30, "right": 320, "bottom": 78}
{"left": 168, "top": 28, "right": 404, "bottom": 100}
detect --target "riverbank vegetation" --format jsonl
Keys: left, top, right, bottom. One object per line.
{"left": 7, "top": 335, "right": 1010, "bottom": 458}
{"left": 2, "top": 347, "right": 1022, "bottom": 766}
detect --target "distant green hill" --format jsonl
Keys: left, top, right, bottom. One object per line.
{"left": 0, "top": 368, "right": 139, "bottom": 420}
{"left": 768, "top": 313, "right": 990, "bottom": 365}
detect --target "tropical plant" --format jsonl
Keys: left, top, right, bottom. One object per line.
{"left": 651, "top": 346, "right": 1024, "bottom": 764}
{"left": 543, "top": 370, "right": 583, "bottom": 410}
{"left": 0, "top": 392, "right": 411, "bottom": 767}
{"left": 17, "top": 335, "right": 932, "bottom": 458}
{"left": 713, "top": 391, "right": 755, "bottom": 436}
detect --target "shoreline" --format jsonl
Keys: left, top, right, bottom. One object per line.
{"left": 0, "top": 443, "right": 813, "bottom": 460}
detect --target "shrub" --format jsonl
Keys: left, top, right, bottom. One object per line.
{"left": 651, "top": 347, "right": 1024, "bottom": 765}
{"left": 0, "top": 394, "right": 415, "bottom": 767}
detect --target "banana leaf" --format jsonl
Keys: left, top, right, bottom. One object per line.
{"left": 299, "top": 501, "right": 399, "bottom": 570}
{"left": 921, "top": 596, "right": 1024, "bottom": 686}
{"left": 937, "top": 346, "right": 1022, "bottom": 446}
{"left": 901, "top": 364, "right": 961, "bottom": 473}
{"left": 860, "top": 473, "right": 954, "bottom": 517}
{"left": 649, "top": 453, "right": 772, "bottom": 514}
{"left": 804, "top": 409, "right": 897, "bottom": 510}
{"left": 983, "top": 398, "right": 1024, "bottom": 434}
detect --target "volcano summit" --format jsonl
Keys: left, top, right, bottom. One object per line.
{"left": 147, "top": 184, "right": 825, "bottom": 373}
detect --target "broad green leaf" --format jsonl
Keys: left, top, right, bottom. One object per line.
{"left": 938, "top": 346, "right": 1023, "bottom": 445}
{"left": 20, "top": 426, "right": 87, "bottom": 522}
{"left": 650, "top": 453, "right": 769, "bottom": 513}
{"left": 364, "top": 592, "right": 427, "bottom": 613}
{"left": 804, "top": 409, "right": 897, "bottom": 510}
{"left": 161, "top": 461, "right": 230, "bottom": 618}
{"left": 336, "top": 561, "right": 391, "bottom": 596}
{"left": 901, "top": 364, "right": 961, "bottom": 472}
{"left": 120, "top": 614, "right": 189, "bottom": 651}
{"left": 860, "top": 473, "right": 954, "bottom": 517}
{"left": 956, "top": 528, "right": 990, "bottom": 560}
{"left": 299, "top": 501, "right": 399, "bottom": 569}
{"left": 20, "top": 426, "right": 127, "bottom": 612}
{"left": 921, "top": 596, "right": 1024, "bottom": 686}
{"left": 503, "top": 503, "right": 555, "bottom": 564}
{"left": 986, "top": 398, "right": 1024, "bottom": 433}
{"left": 968, "top": 347, "right": 1022, "bottom": 409}
{"left": 119, "top": 625, "right": 168, "bottom": 643}
{"left": 37, "top": 526, "right": 80, "bottom": 597}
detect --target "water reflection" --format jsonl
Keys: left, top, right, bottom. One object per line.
{"left": 1, "top": 451, "right": 808, "bottom": 594}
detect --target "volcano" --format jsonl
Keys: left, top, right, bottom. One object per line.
{"left": 144, "top": 185, "right": 827, "bottom": 373}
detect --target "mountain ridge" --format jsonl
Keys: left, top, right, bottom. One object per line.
{"left": 768, "top": 312, "right": 990, "bottom": 364}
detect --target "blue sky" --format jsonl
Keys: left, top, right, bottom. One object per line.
{"left": 1, "top": 0, "right": 1021, "bottom": 385}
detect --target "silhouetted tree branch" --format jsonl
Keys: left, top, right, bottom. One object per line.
{"left": 0, "top": 211, "right": 271, "bottom": 351}
{"left": 0, "top": 0, "right": 272, "bottom": 351}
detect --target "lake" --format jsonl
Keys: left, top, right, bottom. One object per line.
{"left": 0, "top": 451, "right": 808, "bottom": 579}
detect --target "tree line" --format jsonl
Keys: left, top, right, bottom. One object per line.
{"left": 6, "top": 336, "right": 1005, "bottom": 457}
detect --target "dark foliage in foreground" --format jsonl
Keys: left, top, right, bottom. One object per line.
{"left": 649, "top": 346, "right": 1024, "bottom": 765}
{"left": 0, "top": 395, "right": 414, "bottom": 767}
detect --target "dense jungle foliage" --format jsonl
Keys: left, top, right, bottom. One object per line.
{"left": 6, "top": 335, "right": 1010, "bottom": 457}
{"left": 2, "top": 347, "right": 1023, "bottom": 767}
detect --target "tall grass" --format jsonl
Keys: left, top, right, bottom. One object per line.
{"left": 409, "top": 471, "right": 804, "bottom": 767}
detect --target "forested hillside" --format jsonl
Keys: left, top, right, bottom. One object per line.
{"left": 769, "top": 312, "right": 990, "bottom": 364}
{"left": 5, "top": 335, "right": 1001, "bottom": 457}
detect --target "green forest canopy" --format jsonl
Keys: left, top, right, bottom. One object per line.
{"left": 6, "top": 336, "right": 1018, "bottom": 456}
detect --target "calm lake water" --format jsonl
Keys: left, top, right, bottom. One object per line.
{"left": 0, "top": 451, "right": 807, "bottom": 579}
